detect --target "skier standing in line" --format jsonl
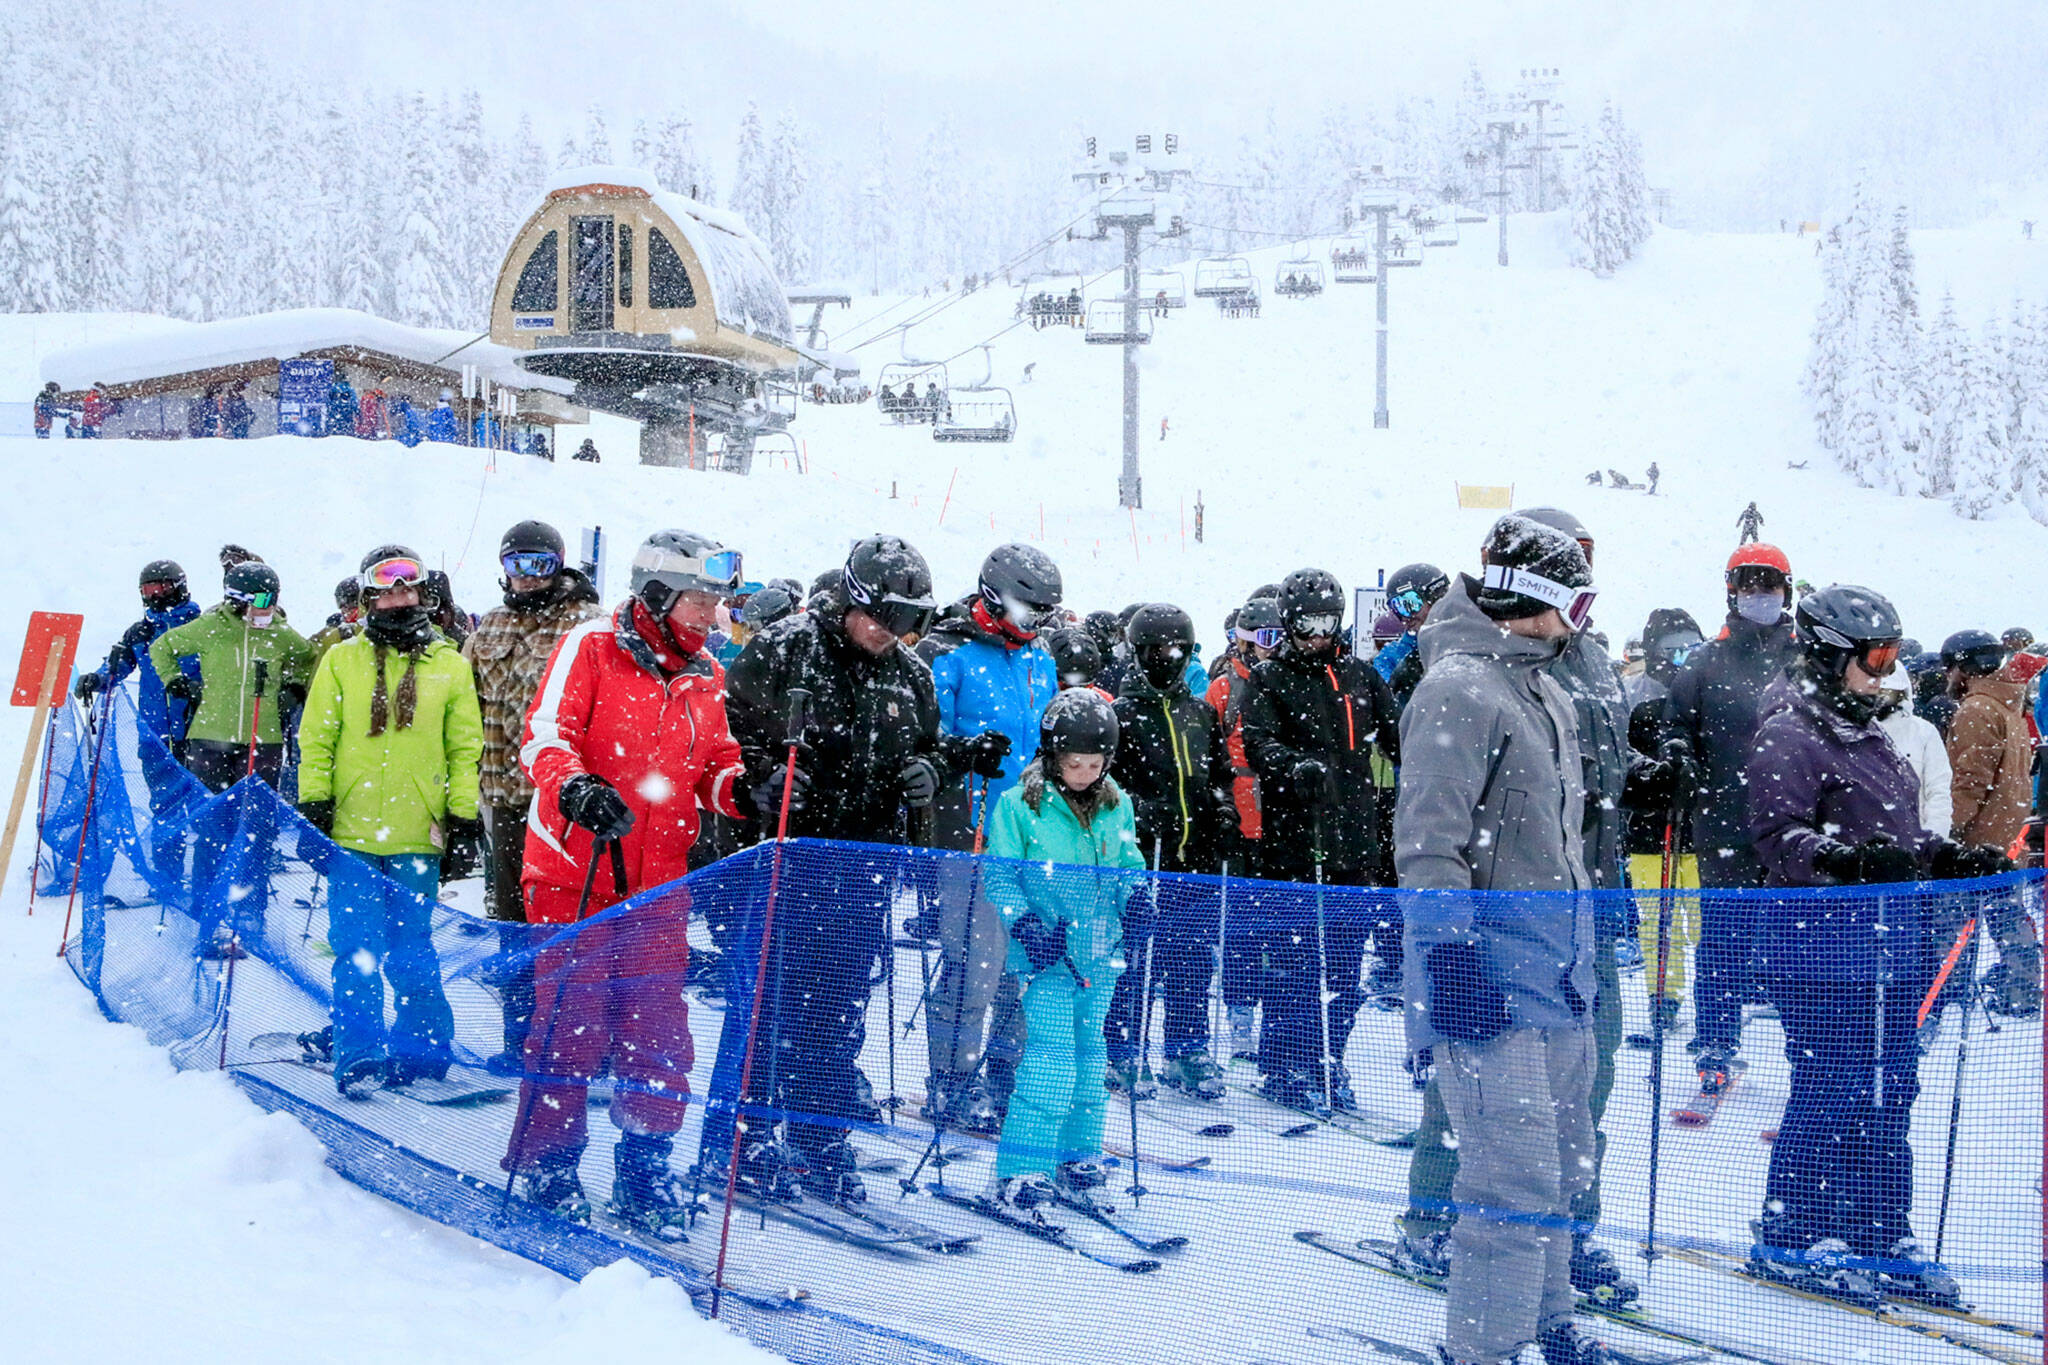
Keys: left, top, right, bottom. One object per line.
{"left": 1239, "top": 567, "right": 1401, "bottom": 1111}
{"left": 1623, "top": 609, "right": 1706, "bottom": 1035}
{"left": 73, "top": 560, "right": 202, "bottom": 756}
{"left": 295, "top": 546, "right": 483, "bottom": 1096}
{"left": 983, "top": 690, "right": 1144, "bottom": 1208}
{"left": 1745, "top": 584, "right": 2006, "bottom": 1306}
{"left": 1104, "top": 603, "right": 1236, "bottom": 1100}
{"left": 1372, "top": 563, "right": 1450, "bottom": 717}
{"left": 1395, "top": 513, "right": 1607, "bottom": 1365}
{"left": 461, "top": 520, "right": 602, "bottom": 1071}
{"left": 915, "top": 545, "right": 1059, "bottom": 1132}
{"left": 502, "top": 530, "right": 749, "bottom": 1235}
{"left": 1204, "top": 592, "right": 1282, "bottom": 1058}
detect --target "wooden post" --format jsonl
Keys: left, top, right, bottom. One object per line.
{"left": 1, "top": 645, "right": 66, "bottom": 907}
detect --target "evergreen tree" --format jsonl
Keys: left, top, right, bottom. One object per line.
{"left": 730, "top": 102, "right": 771, "bottom": 234}
{"left": 1950, "top": 318, "right": 2011, "bottom": 518}
{"left": 583, "top": 104, "right": 612, "bottom": 163}
{"left": 768, "top": 112, "right": 813, "bottom": 284}
{"left": 1921, "top": 292, "right": 1970, "bottom": 495}
{"left": 392, "top": 92, "right": 457, "bottom": 327}
{"left": 2010, "top": 302, "right": 2048, "bottom": 523}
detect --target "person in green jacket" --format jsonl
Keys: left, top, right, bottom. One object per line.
{"left": 147, "top": 560, "right": 317, "bottom": 793}
{"left": 296, "top": 545, "right": 485, "bottom": 1096}
{"left": 982, "top": 690, "right": 1143, "bottom": 1210}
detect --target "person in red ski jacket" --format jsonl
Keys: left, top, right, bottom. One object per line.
{"left": 500, "top": 528, "right": 749, "bottom": 1239}
{"left": 80, "top": 383, "right": 117, "bottom": 437}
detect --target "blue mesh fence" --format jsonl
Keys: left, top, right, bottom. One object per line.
{"left": 40, "top": 684, "right": 2047, "bottom": 1365}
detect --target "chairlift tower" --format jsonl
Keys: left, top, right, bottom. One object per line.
{"left": 1073, "top": 134, "right": 1189, "bottom": 509}
{"left": 1483, "top": 114, "right": 1531, "bottom": 267}
{"left": 1347, "top": 164, "right": 1416, "bottom": 429}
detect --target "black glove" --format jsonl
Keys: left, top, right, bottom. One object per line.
{"left": 558, "top": 773, "right": 635, "bottom": 840}
{"left": 1929, "top": 839, "right": 2014, "bottom": 881}
{"left": 1633, "top": 738, "right": 1698, "bottom": 809}
{"left": 72, "top": 672, "right": 103, "bottom": 701}
{"left": 1814, "top": 835, "right": 1919, "bottom": 886}
{"left": 440, "top": 814, "right": 485, "bottom": 882}
{"left": 1424, "top": 942, "right": 1511, "bottom": 1043}
{"left": 164, "top": 673, "right": 203, "bottom": 706}
{"left": 298, "top": 798, "right": 335, "bottom": 836}
{"left": 900, "top": 755, "right": 941, "bottom": 808}
{"left": 1010, "top": 913, "right": 1069, "bottom": 973}
{"left": 1291, "top": 755, "right": 1336, "bottom": 805}
{"left": 278, "top": 682, "right": 308, "bottom": 715}
{"left": 962, "top": 730, "right": 1012, "bottom": 780}
{"left": 748, "top": 762, "right": 813, "bottom": 822}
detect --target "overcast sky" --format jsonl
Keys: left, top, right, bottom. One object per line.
{"left": 274, "top": 0, "right": 2046, "bottom": 226}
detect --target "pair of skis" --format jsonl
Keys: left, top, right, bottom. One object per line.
{"left": 241, "top": 1033, "right": 513, "bottom": 1107}
{"left": 922, "top": 1181, "right": 1186, "bottom": 1274}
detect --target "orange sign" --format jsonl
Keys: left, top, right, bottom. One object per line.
{"left": 12, "top": 612, "right": 85, "bottom": 707}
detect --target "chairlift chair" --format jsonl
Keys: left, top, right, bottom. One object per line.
{"left": 1382, "top": 231, "right": 1424, "bottom": 268}
{"left": 1453, "top": 202, "right": 1489, "bottom": 225}
{"left": 1416, "top": 208, "right": 1459, "bottom": 248}
{"left": 1331, "top": 236, "right": 1377, "bottom": 284}
{"left": 1274, "top": 259, "right": 1325, "bottom": 297}
{"left": 1084, "top": 300, "right": 1154, "bottom": 345}
{"left": 1192, "top": 256, "right": 1255, "bottom": 299}
{"left": 875, "top": 360, "right": 950, "bottom": 424}
{"left": 1139, "top": 269, "right": 1187, "bottom": 314}
{"left": 932, "top": 389, "right": 1017, "bottom": 444}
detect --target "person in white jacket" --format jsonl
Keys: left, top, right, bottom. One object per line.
{"left": 1879, "top": 661, "right": 1952, "bottom": 832}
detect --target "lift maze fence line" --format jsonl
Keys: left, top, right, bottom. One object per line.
{"left": 36, "top": 688, "right": 2048, "bottom": 1365}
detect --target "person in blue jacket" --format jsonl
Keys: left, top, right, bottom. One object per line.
{"left": 914, "top": 543, "right": 1062, "bottom": 1134}
{"left": 72, "top": 560, "right": 202, "bottom": 755}
{"left": 390, "top": 396, "right": 423, "bottom": 447}
{"left": 326, "top": 370, "right": 358, "bottom": 436}
{"left": 427, "top": 391, "right": 459, "bottom": 443}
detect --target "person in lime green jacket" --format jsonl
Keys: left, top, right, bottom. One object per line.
{"left": 981, "top": 690, "right": 1143, "bottom": 1211}
{"left": 296, "top": 545, "right": 485, "bottom": 1096}
{"left": 147, "top": 560, "right": 317, "bottom": 793}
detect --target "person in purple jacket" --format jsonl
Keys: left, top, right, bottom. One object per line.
{"left": 1745, "top": 584, "right": 2008, "bottom": 1310}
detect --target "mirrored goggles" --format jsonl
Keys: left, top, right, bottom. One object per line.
{"left": 1482, "top": 563, "right": 1599, "bottom": 632}
{"left": 1292, "top": 613, "right": 1341, "bottom": 639}
{"left": 633, "top": 545, "right": 744, "bottom": 591}
{"left": 501, "top": 551, "right": 563, "bottom": 580}
{"left": 1859, "top": 639, "right": 1904, "bottom": 677}
{"left": 1235, "top": 626, "right": 1284, "bottom": 649}
{"left": 1652, "top": 632, "right": 1703, "bottom": 667}
{"left": 1390, "top": 588, "right": 1430, "bottom": 620}
{"left": 363, "top": 555, "right": 425, "bottom": 589}
{"left": 227, "top": 588, "right": 277, "bottom": 610}
{"left": 867, "top": 596, "right": 936, "bottom": 639}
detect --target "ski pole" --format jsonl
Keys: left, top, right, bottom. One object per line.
{"left": 1644, "top": 810, "right": 1678, "bottom": 1265}
{"left": 883, "top": 875, "right": 898, "bottom": 1123}
{"left": 712, "top": 686, "right": 809, "bottom": 1319}
{"left": 1934, "top": 915, "right": 1979, "bottom": 1263}
{"left": 56, "top": 691, "right": 115, "bottom": 959}
{"left": 902, "top": 776, "right": 988, "bottom": 1038}
{"left": 1312, "top": 811, "right": 1334, "bottom": 1115}
{"left": 1918, "top": 914, "right": 1979, "bottom": 1029}
{"left": 245, "top": 659, "right": 269, "bottom": 779}
{"left": 1127, "top": 840, "right": 1162, "bottom": 1206}
{"left": 1211, "top": 857, "right": 1229, "bottom": 1061}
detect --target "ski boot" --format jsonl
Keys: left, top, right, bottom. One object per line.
{"left": 991, "top": 1173, "right": 1057, "bottom": 1210}
{"left": 1878, "top": 1236, "right": 1963, "bottom": 1307}
{"left": 1748, "top": 1220, "right": 1881, "bottom": 1308}
{"left": 797, "top": 1138, "right": 868, "bottom": 1206}
{"left": 514, "top": 1153, "right": 592, "bottom": 1225}
{"left": 1322, "top": 1061, "right": 1359, "bottom": 1113}
{"left": 1537, "top": 1321, "right": 1612, "bottom": 1365}
{"left": 335, "top": 1056, "right": 385, "bottom": 1098}
{"left": 296, "top": 1025, "right": 335, "bottom": 1065}
{"left": 698, "top": 1135, "right": 804, "bottom": 1203}
{"left": 1695, "top": 1047, "right": 1736, "bottom": 1096}
{"left": 984, "top": 1051, "right": 1018, "bottom": 1119}
{"left": 922, "top": 1071, "right": 1001, "bottom": 1137}
{"left": 1105, "top": 1058, "right": 1158, "bottom": 1100}
{"left": 611, "top": 1133, "right": 690, "bottom": 1242}
{"left": 1054, "top": 1160, "right": 1113, "bottom": 1213}
{"left": 1570, "top": 1233, "right": 1641, "bottom": 1309}
{"left": 1226, "top": 1005, "right": 1258, "bottom": 1061}
{"left": 1160, "top": 1049, "right": 1227, "bottom": 1101}
{"left": 1391, "top": 1224, "right": 1451, "bottom": 1278}
{"left": 1259, "top": 1067, "right": 1330, "bottom": 1115}
{"left": 850, "top": 1067, "right": 884, "bottom": 1125}
{"left": 382, "top": 1052, "right": 449, "bottom": 1088}
{"left": 1365, "top": 960, "right": 1404, "bottom": 1009}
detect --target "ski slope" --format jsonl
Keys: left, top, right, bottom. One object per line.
{"left": 2, "top": 215, "right": 2046, "bottom": 1364}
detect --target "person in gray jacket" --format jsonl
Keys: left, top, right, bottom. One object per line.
{"left": 1395, "top": 514, "right": 1608, "bottom": 1365}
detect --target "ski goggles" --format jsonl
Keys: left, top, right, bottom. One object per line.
{"left": 1858, "top": 639, "right": 1904, "bottom": 676}
{"left": 1290, "top": 613, "right": 1341, "bottom": 639}
{"left": 1651, "top": 632, "right": 1703, "bottom": 667}
{"left": 362, "top": 554, "right": 425, "bottom": 590}
{"left": 1000, "top": 593, "right": 1056, "bottom": 632}
{"left": 140, "top": 580, "right": 184, "bottom": 603}
{"left": 634, "top": 545, "right": 745, "bottom": 593}
{"left": 865, "top": 595, "right": 936, "bottom": 639}
{"left": 1235, "top": 625, "right": 1284, "bottom": 649}
{"left": 501, "top": 551, "right": 563, "bottom": 580}
{"left": 226, "top": 587, "right": 277, "bottom": 610}
{"left": 1389, "top": 589, "right": 1431, "bottom": 620}
{"left": 1482, "top": 563, "right": 1599, "bottom": 632}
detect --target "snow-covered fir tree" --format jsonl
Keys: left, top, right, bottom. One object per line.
{"left": 1950, "top": 318, "right": 2011, "bottom": 518}
{"left": 1570, "top": 102, "right": 1651, "bottom": 277}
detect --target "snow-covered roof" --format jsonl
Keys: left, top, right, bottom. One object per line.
{"left": 538, "top": 165, "right": 796, "bottom": 350}
{"left": 41, "top": 308, "right": 575, "bottom": 395}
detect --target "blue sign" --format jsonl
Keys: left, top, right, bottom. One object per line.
{"left": 277, "top": 358, "right": 334, "bottom": 436}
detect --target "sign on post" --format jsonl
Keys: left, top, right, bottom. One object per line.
{"left": 580, "top": 526, "right": 606, "bottom": 600}
{"left": 3, "top": 611, "right": 86, "bottom": 901}
{"left": 1353, "top": 584, "right": 1388, "bottom": 657}
{"left": 277, "top": 358, "right": 333, "bottom": 436}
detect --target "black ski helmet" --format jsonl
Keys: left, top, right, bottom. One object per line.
{"left": 139, "top": 559, "right": 189, "bottom": 609}
{"left": 1641, "top": 607, "right": 1704, "bottom": 682}
{"left": 1940, "top": 629, "right": 2006, "bottom": 678}
{"left": 976, "top": 543, "right": 1063, "bottom": 629}
{"left": 357, "top": 544, "right": 425, "bottom": 607}
{"left": 333, "top": 576, "right": 359, "bottom": 611}
{"left": 2002, "top": 627, "right": 2035, "bottom": 652}
{"left": 630, "top": 529, "right": 742, "bottom": 614}
{"left": 842, "top": 534, "right": 937, "bottom": 637}
{"left": 1277, "top": 568, "right": 1345, "bottom": 637}
{"left": 1047, "top": 629, "right": 1104, "bottom": 686}
{"left": 741, "top": 586, "right": 798, "bottom": 631}
{"left": 500, "top": 519, "right": 566, "bottom": 562}
{"left": 1386, "top": 562, "right": 1449, "bottom": 619}
{"left": 1126, "top": 602, "right": 1196, "bottom": 651}
{"left": 1082, "top": 610, "right": 1122, "bottom": 658}
{"left": 1237, "top": 595, "right": 1283, "bottom": 635}
{"left": 140, "top": 559, "right": 185, "bottom": 591}
{"left": 1039, "top": 689, "right": 1119, "bottom": 791}
{"left": 1476, "top": 514, "right": 1593, "bottom": 623}
{"left": 1514, "top": 506, "right": 1594, "bottom": 565}
{"left": 1796, "top": 584, "right": 1903, "bottom": 680}
{"left": 223, "top": 560, "right": 280, "bottom": 613}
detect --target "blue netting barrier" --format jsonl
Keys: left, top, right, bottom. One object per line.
{"left": 42, "top": 684, "right": 2048, "bottom": 1365}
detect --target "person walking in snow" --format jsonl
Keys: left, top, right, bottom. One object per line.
{"left": 1645, "top": 461, "right": 1660, "bottom": 495}
{"left": 33, "top": 381, "right": 63, "bottom": 439}
{"left": 1736, "top": 501, "right": 1763, "bottom": 543}
{"left": 1396, "top": 513, "right": 1607, "bottom": 1365}
{"left": 501, "top": 530, "right": 749, "bottom": 1236}
{"left": 983, "top": 690, "right": 1143, "bottom": 1210}
{"left": 573, "top": 438, "right": 600, "bottom": 462}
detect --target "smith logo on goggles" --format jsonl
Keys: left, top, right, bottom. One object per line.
{"left": 1482, "top": 563, "right": 1599, "bottom": 632}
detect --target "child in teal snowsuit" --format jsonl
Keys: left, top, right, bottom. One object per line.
{"left": 982, "top": 692, "right": 1143, "bottom": 1198}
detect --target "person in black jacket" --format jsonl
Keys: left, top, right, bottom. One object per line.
{"left": 1240, "top": 568, "right": 1401, "bottom": 1111}
{"left": 1105, "top": 604, "right": 1237, "bottom": 1101}
{"left": 699, "top": 534, "right": 961, "bottom": 1205}
{"left": 1660, "top": 543, "right": 1799, "bottom": 1084}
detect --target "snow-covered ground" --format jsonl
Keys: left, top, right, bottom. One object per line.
{"left": 2, "top": 214, "right": 2045, "bottom": 1364}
